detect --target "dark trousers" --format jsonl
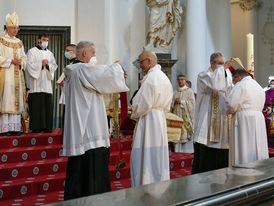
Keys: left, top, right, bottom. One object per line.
{"left": 28, "top": 93, "right": 53, "bottom": 132}
{"left": 64, "top": 147, "right": 111, "bottom": 201}
{"left": 192, "top": 142, "right": 229, "bottom": 174}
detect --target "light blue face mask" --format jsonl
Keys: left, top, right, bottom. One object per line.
{"left": 41, "top": 41, "right": 48, "bottom": 49}
{"left": 64, "top": 52, "right": 71, "bottom": 59}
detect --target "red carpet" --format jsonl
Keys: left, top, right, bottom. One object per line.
{"left": 0, "top": 129, "right": 205, "bottom": 205}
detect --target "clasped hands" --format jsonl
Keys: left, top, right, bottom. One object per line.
{"left": 11, "top": 57, "right": 22, "bottom": 66}
{"left": 42, "top": 59, "right": 50, "bottom": 71}
{"left": 174, "top": 98, "right": 181, "bottom": 105}
{"left": 42, "top": 59, "right": 49, "bottom": 67}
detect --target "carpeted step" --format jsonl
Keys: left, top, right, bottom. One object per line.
{"left": 269, "top": 148, "right": 274, "bottom": 157}
{"left": 109, "top": 164, "right": 131, "bottom": 181}
{"left": 0, "top": 158, "right": 67, "bottom": 181}
{"left": 169, "top": 152, "right": 193, "bottom": 171}
{"left": 0, "top": 190, "right": 64, "bottom": 206}
{"left": 0, "top": 172, "right": 65, "bottom": 200}
{"left": 109, "top": 150, "right": 131, "bottom": 166}
{"left": 110, "top": 138, "right": 132, "bottom": 152}
{"left": 0, "top": 129, "right": 63, "bottom": 149}
{"left": 0, "top": 145, "right": 63, "bottom": 164}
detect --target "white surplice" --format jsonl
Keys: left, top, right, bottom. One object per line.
{"left": 26, "top": 47, "right": 57, "bottom": 94}
{"left": 171, "top": 85, "right": 195, "bottom": 153}
{"left": 130, "top": 64, "right": 173, "bottom": 187}
{"left": 62, "top": 62, "right": 129, "bottom": 156}
{"left": 194, "top": 66, "right": 232, "bottom": 149}
{"left": 226, "top": 76, "right": 269, "bottom": 166}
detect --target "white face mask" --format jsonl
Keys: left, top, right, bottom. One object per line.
{"left": 270, "top": 84, "right": 274, "bottom": 89}
{"left": 88, "top": 56, "right": 97, "bottom": 65}
{"left": 41, "top": 41, "right": 48, "bottom": 49}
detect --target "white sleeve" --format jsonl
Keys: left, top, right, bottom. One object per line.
{"left": 26, "top": 49, "right": 42, "bottom": 79}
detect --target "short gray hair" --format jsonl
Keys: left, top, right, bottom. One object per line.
{"left": 210, "top": 52, "right": 223, "bottom": 63}
{"left": 76, "top": 41, "right": 94, "bottom": 57}
{"left": 232, "top": 68, "right": 249, "bottom": 77}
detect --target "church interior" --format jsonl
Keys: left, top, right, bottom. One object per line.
{"left": 0, "top": 0, "right": 274, "bottom": 205}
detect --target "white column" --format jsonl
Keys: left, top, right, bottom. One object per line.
{"left": 128, "top": 0, "right": 146, "bottom": 98}
{"left": 206, "top": 0, "right": 232, "bottom": 61}
{"left": 186, "top": 0, "right": 232, "bottom": 92}
{"left": 186, "top": 0, "right": 207, "bottom": 92}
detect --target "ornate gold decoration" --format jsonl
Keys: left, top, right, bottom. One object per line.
{"left": 146, "top": 0, "right": 182, "bottom": 48}
{"left": 0, "top": 38, "right": 23, "bottom": 49}
{"left": 239, "top": 0, "right": 257, "bottom": 11}
{"left": 212, "top": 92, "right": 220, "bottom": 115}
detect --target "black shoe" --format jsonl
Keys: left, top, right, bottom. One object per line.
{"left": 0, "top": 132, "right": 10, "bottom": 136}
{"left": 43, "top": 129, "right": 52, "bottom": 133}
{"left": 11, "top": 132, "right": 21, "bottom": 136}
{"left": 32, "top": 129, "right": 41, "bottom": 133}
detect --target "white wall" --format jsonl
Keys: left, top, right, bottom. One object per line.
{"left": 257, "top": 0, "right": 274, "bottom": 86}
{"left": 0, "top": 0, "right": 146, "bottom": 95}
{"left": 76, "top": 0, "right": 146, "bottom": 96}
{"left": 185, "top": 0, "right": 232, "bottom": 92}
{"left": 0, "top": 0, "right": 76, "bottom": 42}
{"left": 231, "top": 0, "right": 274, "bottom": 87}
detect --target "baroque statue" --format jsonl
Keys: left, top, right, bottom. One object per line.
{"left": 144, "top": 0, "right": 183, "bottom": 53}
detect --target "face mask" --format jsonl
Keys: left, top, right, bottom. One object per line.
{"left": 88, "top": 56, "right": 97, "bottom": 65}
{"left": 270, "top": 84, "right": 274, "bottom": 89}
{"left": 64, "top": 52, "right": 71, "bottom": 59}
{"left": 41, "top": 41, "right": 48, "bottom": 49}
{"left": 216, "top": 64, "right": 224, "bottom": 69}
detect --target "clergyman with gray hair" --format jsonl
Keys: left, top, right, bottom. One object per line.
{"left": 192, "top": 52, "right": 233, "bottom": 174}
{"left": 62, "top": 41, "right": 129, "bottom": 200}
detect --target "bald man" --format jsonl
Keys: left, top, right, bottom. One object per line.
{"left": 130, "top": 51, "right": 173, "bottom": 187}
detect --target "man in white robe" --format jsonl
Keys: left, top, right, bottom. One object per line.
{"left": 130, "top": 51, "right": 173, "bottom": 187}
{"left": 171, "top": 74, "right": 195, "bottom": 153}
{"left": 192, "top": 52, "right": 233, "bottom": 174}
{"left": 0, "top": 12, "right": 26, "bottom": 135}
{"left": 26, "top": 34, "right": 57, "bottom": 133}
{"left": 63, "top": 41, "right": 129, "bottom": 200}
{"left": 227, "top": 69, "right": 269, "bottom": 166}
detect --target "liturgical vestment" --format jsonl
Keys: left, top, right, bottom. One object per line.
{"left": 63, "top": 62, "right": 129, "bottom": 156}
{"left": 26, "top": 46, "right": 57, "bottom": 132}
{"left": 131, "top": 64, "right": 173, "bottom": 187}
{"left": 171, "top": 85, "right": 195, "bottom": 153}
{"left": 63, "top": 62, "right": 129, "bottom": 200}
{"left": 264, "top": 88, "right": 274, "bottom": 139}
{"left": 192, "top": 66, "right": 232, "bottom": 173}
{"left": 0, "top": 31, "right": 26, "bottom": 133}
{"left": 227, "top": 76, "right": 269, "bottom": 166}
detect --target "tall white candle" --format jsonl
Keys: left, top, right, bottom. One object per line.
{"left": 246, "top": 33, "right": 254, "bottom": 76}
